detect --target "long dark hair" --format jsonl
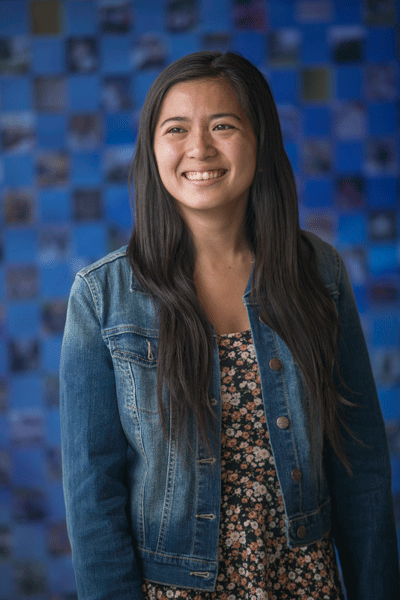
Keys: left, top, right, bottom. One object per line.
{"left": 128, "top": 51, "right": 352, "bottom": 472}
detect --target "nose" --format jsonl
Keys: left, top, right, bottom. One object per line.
{"left": 186, "top": 128, "right": 217, "bottom": 160}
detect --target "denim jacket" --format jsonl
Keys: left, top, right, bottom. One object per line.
{"left": 60, "top": 232, "right": 399, "bottom": 599}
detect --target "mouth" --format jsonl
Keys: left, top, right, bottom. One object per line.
{"left": 183, "top": 169, "right": 227, "bottom": 181}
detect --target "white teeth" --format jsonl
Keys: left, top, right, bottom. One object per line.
{"left": 185, "top": 170, "right": 225, "bottom": 181}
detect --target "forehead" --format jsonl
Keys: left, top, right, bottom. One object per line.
{"left": 157, "top": 77, "right": 245, "bottom": 119}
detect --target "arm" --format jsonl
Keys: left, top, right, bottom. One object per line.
{"left": 325, "top": 255, "right": 399, "bottom": 599}
{"left": 60, "top": 274, "right": 144, "bottom": 600}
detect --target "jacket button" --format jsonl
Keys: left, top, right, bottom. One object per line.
{"left": 297, "top": 526, "right": 306, "bottom": 539}
{"left": 276, "top": 416, "right": 290, "bottom": 429}
{"left": 291, "top": 469, "right": 302, "bottom": 482}
{"left": 269, "top": 358, "right": 282, "bottom": 371}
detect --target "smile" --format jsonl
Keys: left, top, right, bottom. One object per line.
{"left": 184, "top": 169, "right": 227, "bottom": 181}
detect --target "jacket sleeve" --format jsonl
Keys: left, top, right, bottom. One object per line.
{"left": 60, "top": 273, "right": 144, "bottom": 600}
{"left": 325, "top": 253, "right": 400, "bottom": 599}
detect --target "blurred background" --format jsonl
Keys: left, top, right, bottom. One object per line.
{"left": 0, "top": 0, "right": 399, "bottom": 597}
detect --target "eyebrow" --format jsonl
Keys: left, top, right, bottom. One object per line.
{"left": 159, "top": 113, "right": 243, "bottom": 128}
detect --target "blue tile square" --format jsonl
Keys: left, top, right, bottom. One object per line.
{"left": 338, "top": 213, "right": 367, "bottom": 244}
{"left": 72, "top": 153, "right": 101, "bottom": 185}
{"left": 8, "top": 302, "right": 40, "bottom": 337}
{"left": 269, "top": 1, "right": 295, "bottom": 27}
{"left": 368, "top": 103, "right": 396, "bottom": 136}
{"left": 69, "top": 75, "right": 100, "bottom": 110}
{"left": 37, "top": 115, "right": 67, "bottom": 148}
{"left": 379, "top": 389, "right": 400, "bottom": 421}
{"left": 105, "top": 186, "right": 133, "bottom": 227}
{"left": 5, "top": 228, "right": 37, "bottom": 263}
{"left": 74, "top": 224, "right": 106, "bottom": 257}
{"left": 0, "top": 1, "right": 28, "bottom": 34}
{"left": 270, "top": 69, "right": 298, "bottom": 103}
{"left": 333, "top": 0, "right": 362, "bottom": 24}
{"left": 284, "top": 141, "right": 299, "bottom": 174}
{"left": 0, "top": 77, "right": 32, "bottom": 110}
{"left": 10, "top": 375, "right": 42, "bottom": 408}
{"left": 39, "top": 190, "right": 70, "bottom": 223}
{"left": 303, "top": 107, "right": 331, "bottom": 136}
{"left": 40, "top": 264, "right": 72, "bottom": 297}
{"left": 200, "top": 0, "right": 231, "bottom": 29}
{"left": 42, "top": 338, "right": 62, "bottom": 371}
{"left": 303, "top": 179, "right": 333, "bottom": 208}
{"left": 14, "top": 524, "right": 46, "bottom": 558}
{"left": 366, "top": 28, "right": 396, "bottom": 61}
{"left": 372, "top": 316, "right": 400, "bottom": 346}
{"left": 135, "top": 2, "right": 165, "bottom": 32}
{"left": 368, "top": 245, "right": 398, "bottom": 276}
{"left": 135, "top": 71, "right": 162, "bottom": 105}
{"left": 169, "top": 35, "right": 199, "bottom": 63}
{"left": 101, "top": 35, "right": 131, "bottom": 73}
{"left": 233, "top": 33, "right": 265, "bottom": 65}
{"left": 13, "top": 450, "right": 44, "bottom": 486}
{"left": 367, "top": 178, "right": 398, "bottom": 208}
{"left": 335, "top": 66, "right": 362, "bottom": 100}
{"left": 47, "top": 408, "right": 61, "bottom": 445}
{"left": 106, "top": 114, "right": 134, "bottom": 145}
{"left": 301, "top": 25, "right": 329, "bottom": 63}
{"left": 335, "top": 142, "right": 363, "bottom": 172}
{"left": 32, "top": 39, "right": 65, "bottom": 74}
{"left": 3, "top": 156, "right": 34, "bottom": 187}
{"left": 65, "top": 0, "right": 97, "bottom": 35}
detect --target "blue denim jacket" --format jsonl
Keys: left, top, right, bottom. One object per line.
{"left": 60, "top": 232, "right": 399, "bottom": 599}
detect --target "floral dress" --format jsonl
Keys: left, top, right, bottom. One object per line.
{"left": 143, "top": 330, "right": 345, "bottom": 600}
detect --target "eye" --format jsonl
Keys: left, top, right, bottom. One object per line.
{"left": 166, "top": 126, "right": 186, "bottom": 134}
{"left": 214, "top": 123, "right": 234, "bottom": 131}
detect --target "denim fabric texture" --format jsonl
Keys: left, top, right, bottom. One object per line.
{"left": 60, "top": 232, "right": 399, "bottom": 599}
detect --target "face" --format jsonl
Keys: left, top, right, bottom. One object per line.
{"left": 153, "top": 77, "right": 257, "bottom": 222}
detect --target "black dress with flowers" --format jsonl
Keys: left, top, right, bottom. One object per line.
{"left": 143, "top": 330, "right": 345, "bottom": 600}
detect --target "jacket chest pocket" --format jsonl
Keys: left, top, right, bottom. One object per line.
{"left": 106, "top": 329, "right": 160, "bottom": 423}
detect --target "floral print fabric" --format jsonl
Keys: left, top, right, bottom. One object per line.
{"left": 143, "top": 330, "right": 344, "bottom": 600}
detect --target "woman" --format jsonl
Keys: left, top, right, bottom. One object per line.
{"left": 60, "top": 52, "right": 399, "bottom": 599}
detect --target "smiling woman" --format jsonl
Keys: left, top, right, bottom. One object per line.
{"left": 60, "top": 52, "right": 399, "bottom": 600}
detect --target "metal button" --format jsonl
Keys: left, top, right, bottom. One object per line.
{"left": 291, "top": 469, "right": 302, "bottom": 482}
{"left": 269, "top": 358, "right": 282, "bottom": 371}
{"left": 297, "top": 526, "right": 306, "bottom": 539}
{"left": 276, "top": 416, "right": 290, "bottom": 429}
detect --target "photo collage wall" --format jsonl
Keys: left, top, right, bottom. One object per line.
{"left": 0, "top": 0, "right": 399, "bottom": 596}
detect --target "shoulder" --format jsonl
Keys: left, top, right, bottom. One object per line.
{"left": 77, "top": 245, "right": 130, "bottom": 280}
{"left": 301, "top": 231, "right": 343, "bottom": 293}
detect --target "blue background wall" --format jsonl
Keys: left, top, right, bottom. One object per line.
{"left": 0, "top": 0, "right": 399, "bottom": 597}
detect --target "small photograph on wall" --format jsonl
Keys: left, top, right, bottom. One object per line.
{"left": 372, "top": 348, "right": 400, "bottom": 386}
{"left": 330, "top": 26, "right": 365, "bottom": 64}
{"left": 335, "top": 176, "right": 365, "bottom": 209}
{"left": 68, "top": 114, "right": 102, "bottom": 149}
{"left": 14, "top": 560, "right": 47, "bottom": 596}
{"left": 38, "top": 227, "right": 70, "bottom": 265}
{"left": 0, "top": 36, "right": 30, "bottom": 74}
{"left": 369, "top": 280, "right": 399, "bottom": 305}
{"left": 368, "top": 211, "right": 397, "bottom": 242}
{"left": 0, "top": 379, "right": 7, "bottom": 413}
{"left": 302, "top": 140, "right": 332, "bottom": 176}
{"left": 365, "top": 138, "right": 397, "bottom": 175}
{"left": 365, "top": 64, "right": 398, "bottom": 101}
{"left": 45, "top": 448, "right": 63, "bottom": 481}
{"left": 166, "top": 0, "right": 198, "bottom": 33}
{"left": 296, "top": 0, "right": 333, "bottom": 22}
{"left": 202, "top": 33, "right": 230, "bottom": 53}
{"left": 104, "top": 145, "right": 134, "bottom": 183}
{"left": 37, "top": 151, "right": 69, "bottom": 187}
{"left": 341, "top": 248, "right": 367, "bottom": 286}
{"left": 9, "top": 409, "right": 44, "bottom": 446}
{"left": 232, "top": 0, "right": 268, "bottom": 32}
{"left": 385, "top": 419, "right": 400, "bottom": 456}
{"left": 34, "top": 77, "right": 67, "bottom": 112}
{"left": 9, "top": 339, "right": 40, "bottom": 373}
{"left": 0, "top": 450, "right": 11, "bottom": 488}
{"left": 0, "top": 525, "right": 12, "bottom": 560}
{"left": 44, "top": 375, "right": 60, "bottom": 409}
{"left": 6, "top": 266, "right": 39, "bottom": 300}
{"left": 1, "top": 113, "right": 35, "bottom": 153}
{"left": 334, "top": 102, "right": 366, "bottom": 139}
{"left": 102, "top": 77, "right": 132, "bottom": 111}
{"left": 131, "top": 34, "right": 168, "bottom": 70}
{"left": 301, "top": 67, "right": 331, "bottom": 101}
{"left": 99, "top": 0, "right": 132, "bottom": 33}
{"left": 73, "top": 189, "right": 102, "bottom": 222}
{"left": 67, "top": 37, "right": 98, "bottom": 73}
{"left": 268, "top": 29, "right": 301, "bottom": 67}
{"left": 48, "top": 521, "right": 71, "bottom": 556}
{"left": 304, "top": 212, "right": 336, "bottom": 245}
{"left": 277, "top": 106, "right": 300, "bottom": 139}
{"left": 3, "top": 189, "right": 36, "bottom": 226}
{"left": 363, "top": 0, "right": 397, "bottom": 25}
{"left": 13, "top": 488, "right": 46, "bottom": 522}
